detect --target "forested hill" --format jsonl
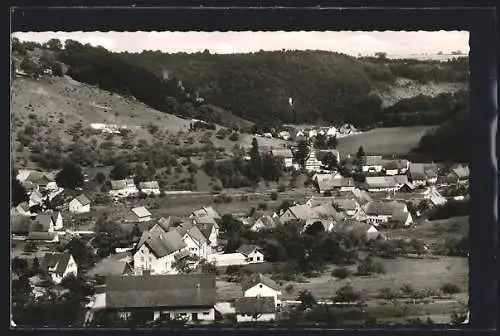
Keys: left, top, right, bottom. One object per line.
{"left": 12, "top": 38, "right": 468, "bottom": 129}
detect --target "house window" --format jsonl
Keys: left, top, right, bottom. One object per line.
{"left": 259, "top": 284, "right": 263, "bottom": 288}
{"left": 180, "top": 313, "right": 187, "bottom": 316}
{"left": 203, "top": 312, "right": 210, "bottom": 315}
{"left": 256, "top": 257, "right": 261, "bottom": 261}
{"left": 248, "top": 257, "right": 253, "bottom": 262}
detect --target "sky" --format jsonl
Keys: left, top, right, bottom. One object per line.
{"left": 12, "top": 31, "right": 469, "bottom": 57}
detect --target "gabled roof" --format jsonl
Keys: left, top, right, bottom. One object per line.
{"left": 87, "top": 257, "right": 128, "bottom": 278}
{"left": 110, "top": 179, "right": 135, "bottom": 190}
{"left": 156, "top": 217, "right": 172, "bottom": 232}
{"left": 452, "top": 165, "right": 470, "bottom": 179}
{"left": 191, "top": 206, "right": 221, "bottom": 219}
{"left": 197, "top": 222, "right": 215, "bottom": 241}
{"left": 186, "top": 226, "right": 208, "bottom": 245}
{"left": 241, "top": 273, "right": 280, "bottom": 292}
{"left": 333, "top": 220, "right": 377, "bottom": 239}
{"left": 270, "top": 149, "right": 294, "bottom": 159}
{"left": 73, "top": 194, "right": 91, "bottom": 206}
{"left": 318, "top": 177, "right": 355, "bottom": 191}
{"left": 40, "top": 252, "right": 72, "bottom": 275}
{"left": 35, "top": 214, "right": 54, "bottom": 231}
{"left": 234, "top": 297, "right": 276, "bottom": 315}
{"left": 137, "top": 230, "right": 187, "bottom": 258}
{"left": 333, "top": 199, "right": 358, "bottom": 211}
{"left": 350, "top": 189, "right": 373, "bottom": 205}
{"left": 131, "top": 206, "right": 152, "bottom": 218}
{"left": 106, "top": 273, "right": 216, "bottom": 309}
{"left": 26, "top": 231, "right": 58, "bottom": 241}
{"left": 11, "top": 215, "right": 32, "bottom": 232}
{"left": 252, "top": 215, "right": 278, "bottom": 230}
{"left": 50, "top": 211, "right": 61, "bottom": 224}
{"left": 284, "top": 204, "right": 318, "bottom": 221}
{"left": 363, "top": 155, "right": 384, "bottom": 166}
{"left": 312, "top": 203, "right": 345, "bottom": 221}
{"left": 365, "top": 201, "right": 406, "bottom": 216}
{"left": 365, "top": 176, "right": 397, "bottom": 188}
{"left": 138, "top": 181, "right": 160, "bottom": 190}
{"left": 236, "top": 244, "right": 262, "bottom": 257}
{"left": 391, "top": 210, "right": 411, "bottom": 223}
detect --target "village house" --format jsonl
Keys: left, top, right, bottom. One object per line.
{"left": 362, "top": 156, "right": 384, "bottom": 174}
{"left": 308, "top": 129, "right": 318, "bottom": 138}
{"left": 317, "top": 176, "right": 356, "bottom": 194}
{"left": 326, "top": 126, "right": 338, "bottom": 137}
{"left": 133, "top": 229, "right": 187, "bottom": 275}
{"left": 241, "top": 273, "right": 282, "bottom": 307}
{"left": 304, "top": 150, "right": 323, "bottom": 173}
{"left": 177, "top": 224, "right": 210, "bottom": 261}
{"left": 423, "top": 186, "right": 448, "bottom": 206}
{"left": 408, "top": 163, "right": 439, "bottom": 186}
{"left": 451, "top": 165, "right": 470, "bottom": 185}
{"left": 25, "top": 231, "right": 60, "bottom": 243}
{"left": 15, "top": 202, "right": 33, "bottom": 216}
{"left": 29, "top": 189, "right": 44, "bottom": 207}
{"left": 36, "top": 211, "right": 63, "bottom": 231}
{"left": 234, "top": 297, "right": 276, "bottom": 323}
{"left": 270, "top": 148, "right": 294, "bottom": 168}
{"left": 138, "top": 181, "right": 161, "bottom": 196}
{"left": 332, "top": 220, "right": 383, "bottom": 241}
{"left": 86, "top": 253, "right": 132, "bottom": 280}
{"left": 333, "top": 199, "right": 361, "bottom": 217}
{"left": 128, "top": 206, "right": 152, "bottom": 222}
{"left": 363, "top": 201, "right": 413, "bottom": 227}
{"left": 195, "top": 221, "right": 219, "bottom": 249}
{"left": 69, "top": 194, "right": 91, "bottom": 214}
{"left": 190, "top": 206, "right": 221, "bottom": 220}
{"left": 383, "top": 159, "right": 410, "bottom": 176}
{"left": 109, "top": 179, "right": 139, "bottom": 198}
{"left": 249, "top": 215, "right": 280, "bottom": 232}
{"left": 104, "top": 273, "right": 216, "bottom": 324}
{"left": 365, "top": 176, "right": 398, "bottom": 193}
{"left": 40, "top": 252, "right": 78, "bottom": 284}
{"left": 398, "top": 181, "right": 417, "bottom": 193}
{"left": 279, "top": 204, "right": 318, "bottom": 223}
{"left": 436, "top": 174, "right": 459, "bottom": 187}
{"left": 277, "top": 130, "right": 291, "bottom": 140}
{"left": 236, "top": 244, "right": 265, "bottom": 264}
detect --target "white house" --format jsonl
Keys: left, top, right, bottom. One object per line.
{"left": 242, "top": 273, "right": 282, "bottom": 307}
{"left": 363, "top": 201, "right": 412, "bottom": 227}
{"left": 304, "top": 150, "right": 322, "bottom": 172}
{"left": 109, "top": 179, "right": 139, "bottom": 198}
{"left": 235, "top": 297, "right": 276, "bottom": 323}
{"left": 129, "top": 206, "right": 152, "bottom": 222}
{"left": 179, "top": 226, "right": 210, "bottom": 261}
{"left": 308, "top": 129, "right": 318, "bottom": 138}
{"left": 236, "top": 244, "right": 265, "bottom": 264}
{"left": 69, "top": 195, "right": 91, "bottom": 214}
{"left": 365, "top": 176, "right": 398, "bottom": 193}
{"left": 326, "top": 126, "right": 338, "bottom": 137}
{"left": 250, "top": 215, "right": 280, "bottom": 232}
{"left": 362, "top": 156, "right": 384, "bottom": 174}
{"left": 278, "top": 131, "right": 291, "bottom": 140}
{"left": 196, "top": 222, "right": 219, "bottom": 249}
{"left": 190, "top": 206, "right": 221, "bottom": 220}
{"left": 40, "top": 252, "right": 78, "bottom": 284}
{"left": 138, "top": 181, "right": 161, "bottom": 196}
{"left": 133, "top": 229, "right": 187, "bottom": 275}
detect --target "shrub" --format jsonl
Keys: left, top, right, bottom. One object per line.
{"left": 270, "top": 191, "right": 278, "bottom": 200}
{"left": 229, "top": 133, "right": 240, "bottom": 141}
{"left": 441, "top": 283, "right": 461, "bottom": 295}
{"left": 323, "top": 190, "right": 333, "bottom": 197}
{"left": 277, "top": 184, "right": 286, "bottom": 192}
{"left": 331, "top": 267, "right": 350, "bottom": 279}
{"left": 258, "top": 202, "right": 268, "bottom": 210}
{"left": 356, "top": 257, "right": 386, "bottom": 276}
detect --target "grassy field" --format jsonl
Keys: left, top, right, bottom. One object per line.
{"left": 216, "top": 256, "right": 468, "bottom": 302}
{"left": 336, "top": 126, "right": 434, "bottom": 156}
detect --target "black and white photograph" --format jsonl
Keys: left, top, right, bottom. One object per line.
{"left": 10, "top": 29, "right": 471, "bottom": 328}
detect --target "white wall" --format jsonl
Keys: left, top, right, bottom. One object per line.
{"left": 69, "top": 200, "right": 90, "bottom": 213}
{"left": 244, "top": 284, "right": 282, "bottom": 306}
{"left": 153, "top": 308, "right": 215, "bottom": 322}
{"left": 279, "top": 210, "right": 296, "bottom": 223}
{"left": 365, "top": 215, "right": 391, "bottom": 226}
{"left": 141, "top": 188, "right": 161, "bottom": 196}
{"left": 134, "top": 244, "right": 177, "bottom": 275}
{"left": 236, "top": 312, "right": 276, "bottom": 322}
{"left": 246, "top": 251, "right": 264, "bottom": 264}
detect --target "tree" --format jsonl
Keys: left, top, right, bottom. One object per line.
{"left": 261, "top": 154, "right": 282, "bottom": 182}
{"left": 110, "top": 161, "right": 130, "bottom": 180}
{"left": 45, "top": 39, "right": 62, "bottom": 51}
{"left": 334, "top": 284, "right": 361, "bottom": 303}
{"left": 55, "top": 162, "right": 84, "bottom": 190}
{"left": 132, "top": 163, "right": 150, "bottom": 184}
{"left": 297, "top": 290, "right": 316, "bottom": 310}
{"left": 248, "top": 137, "right": 262, "bottom": 182}
{"left": 331, "top": 267, "right": 350, "bottom": 279}
{"left": 441, "top": 283, "right": 461, "bottom": 295}
{"left": 295, "top": 140, "right": 310, "bottom": 166}
{"left": 375, "top": 52, "right": 388, "bottom": 60}
{"left": 94, "top": 172, "right": 106, "bottom": 184}
{"left": 356, "top": 146, "right": 365, "bottom": 160}
{"left": 379, "top": 287, "right": 397, "bottom": 301}
{"left": 11, "top": 178, "right": 29, "bottom": 206}
{"left": 321, "top": 152, "right": 338, "bottom": 170}
{"left": 400, "top": 283, "right": 415, "bottom": 299}
{"left": 304, "top": 221, "right": 325, "bottom": 236}
{"left": 20, "top": 58, "right": 40, "bottom": 78}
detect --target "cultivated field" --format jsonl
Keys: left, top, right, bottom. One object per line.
{"left": 336, "top": 126, "right": 434, "bottom": 156}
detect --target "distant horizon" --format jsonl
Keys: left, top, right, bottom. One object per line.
{"left": 12, "top": 31, "right": 469, "bottom": 58}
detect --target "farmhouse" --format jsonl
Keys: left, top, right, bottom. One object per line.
{"left": 69, "top": 195, "right": 91, "bottom": 214}
{"left": 249, "top": 215, "right": 280, "bottom": 232}
{"left": 133, "top": 229, "right": 187, "bottom": 275}
{"left": 190, "top": 206, "right": 221, "bottom": 220}
{"left": 241, "top": 273, "right": 282, "bottom": 307}
{"left": 270, "top": 149, "right": 294, "bottom": 168}
{"left": 365, "top": 176, "right": 397, "bottom": 192}
{"left": 332, "top": 220, "right": 383, "bottom": 241}
{"left": 316, "top": 175, "right": 356, "bottom": 194}
{"left": 280, "top": 204, "right": 317, "bottom": 223}
{"left": 178, "top": 225, "right": 210, "bottom": 260}
{"left": 86, "top": 254, "right": 131, "bottom": 279}
{"left": 333, "top": 199, "right": 360, "bottom": 217}
{"left": 129, "top": 206, "right": 152, "bottom": 222}
{"left": 109, "top": 179, "right": 139, "bottom": 198}
{"left": 234, "top": 297, "right": 276, "bottom": 323}
{"left": 138, "top": 181, "right": 161, "bottom": 196}
{"left": 236, "top": 244, "right": 265, "bottom": 264}
{"left": 363, "top": 201, "right": 412, "bottom": 227}
{"left": 40, "top": 252, "right": 78, "bottom": 284}
{"left": 362, "top": 156, "right": 384, "bottom": 174}
{"left": 104, "top": 273, "right": 216, "bottom": 323}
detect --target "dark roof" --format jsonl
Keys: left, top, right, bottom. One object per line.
{"left": 234, "top": 297, "right": 276, "bottom": 315}
{"left": 74, "top": 195, "right": 91, "bottom": 206}
{"left": 105, "top": 273, "right": 216, "bottom": 309}
{"left": 40, "top": 252, "right": 72, "bottom": 276}
{"left": 363, "top": 156, "right": 383, "bottom": 166}
{"left": 236, "top": 244, "right": 262, "bottom": 257}
{"left": 365, "top": 201, "right": 406, "bottom": 216}
{"left": 197, "top": 222, "right": 215, "bottom": 241}
{"left": 333, "top": 199, "right": 358, "bottom": 211}
{"left": 86, "top": 258, "right": 128, "bottom": 278}
{"left": 26, "top": 231, "right": 58, "bottom": 241}
{"left": 137, "top": 229, "right": 187, "bottom": 258}
{"left": 11, "top": 215, "right": 32, "bottom": 232}
{"left": 186, "top": 226, "right": 208, "bottom": 245}
{"left": 35, "top": 214, "right": 54, "bottom": 231}
{"left": 241, "top": 273, "right": 280, "bottom": 292}
{"left": 391, "top": 211, "right": 411, "bottom": 223}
